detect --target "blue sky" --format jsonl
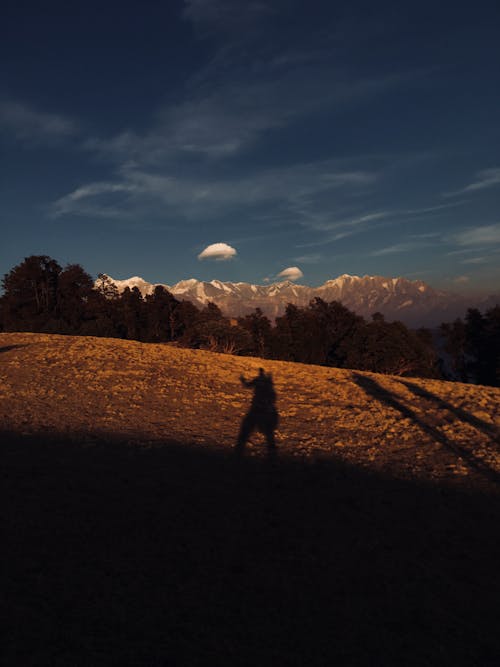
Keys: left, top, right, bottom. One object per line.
{"left": 1, "top": 0, "right": 500, "bottom": 293}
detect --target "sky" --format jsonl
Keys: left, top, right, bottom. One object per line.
{"left": 1, "top": 0, "right": 500, "bottom": 293}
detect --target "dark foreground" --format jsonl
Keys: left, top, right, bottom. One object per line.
{"left": 2, "top": 431, "right": 499, "bottom": 666}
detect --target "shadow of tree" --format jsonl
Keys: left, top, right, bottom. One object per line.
{"left": 352, "top": 372, "right": 500, "bottom": 486}
{"left": 2, "top": 427, "right": 500, "bottom": 666}
{"left": 399, "top": 379, "right": 500, "bottom": 444}
{"left": 0, "top": 344, "right": 29, "bottom": 354}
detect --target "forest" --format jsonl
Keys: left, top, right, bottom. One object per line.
{"left": 1, "top": 255, "right": 499, "bottom": 386}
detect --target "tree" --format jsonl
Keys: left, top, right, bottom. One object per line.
{"left": 119, "top": 287, "right": 145, "bottom": 340}
{"left": 465, "top": 306, "right": 500, "bottom": 386}
{"left": 344, "top": 319, "right": 438, "bottom": 377}
{"left": 1, "top": 255, "right": 62, "bottom": 331}
{"left": 440, "top": 318, "right": 468, "bottom": 382}
{"left": 56, "top": 264, "right": 95, "bottom": 332}
{"left": 309, "top": 298, "right": 364, "bottom": 367}
{"left": 273, "top": 303, "right": 306, "bottom": 361}
{"left": 237, "top": 308, "right": 273, "bottom": 358}
{"left": 145, "top": 286, "right": 180, "bottom": 342}
{"left": 95, "top": 273, "right": 119, "bottom": 300}
{"left": 483, "top": 306, "right": 500, "bottom": 386}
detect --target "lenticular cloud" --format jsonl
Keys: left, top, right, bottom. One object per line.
{"left": 277, "top": 266, "right": 303, "bottom": 281}
{"left": 198, "top": 242, "right": 237, "bottom": 261}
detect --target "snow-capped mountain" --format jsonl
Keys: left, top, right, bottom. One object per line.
{"left": 100, "top": 273, "right": 496, "bottom": 327}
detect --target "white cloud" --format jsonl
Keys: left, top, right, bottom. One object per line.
{"left": 0, "top": 99, "right": 78, "bottom": 143}
{"left": 277, "top": 266, "right": 303, "bottom": 281}
{"left": 444, "top": 168, "right": 500, "bottom": 197}
{"left": 198, "top": 242, "right": 237, "bottom": 261}
{"left": 51, "top": 182, "right": 139, "bottom": 217}
{"left": 454, "top": 224, "right": 500, "bottom": 246}
{"left": 84, "top": 59, "right": 405, "bottom": 166}
{"left": 401, "top": 201, "right": 467, "bottom": 215}
{"left": 295, "top": 210, "right": 387, "bottom": 249}
{"left": 293, "top": 253, "right": 322, "bottom": 264}
{"left": 371, "top": 241, "right": 423, "bottom": 256}
{"left": 49, "top": 161, "right": 377, "bottom": 221}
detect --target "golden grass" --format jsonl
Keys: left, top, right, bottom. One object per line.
{"left": 1, "top": 332, "right": 499, "bottom": 487}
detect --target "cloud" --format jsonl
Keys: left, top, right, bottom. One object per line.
{"left": 454, "top": 224, "right": 500, "bottom": 246}
{"left": 198, "top": 242, "right": 237, "bottom": 261}
{"left": 49, "top": 161, "right": 377, "bottom": 222}
{"left": 296, "top": 210, "right": 387, "bottom": 248}
{"left": 51, "top": 182, "right": 139, "bottom": 218}
{"left": 0, "top": 99, "right": 78, "bottom": 144}
{"left": 401, "top": 201, "right": 467, "bottom": 216}
{"left": 182, "top": 0, "right": 275, "bottom": 36}
{"left": 444, "top": 168, "right": 500, "bottom": 197}
{"left": 277, "top": 266, "right": 303, "bottom": 281}
{"left": 461, "top": 256, "right": 487, "bottom": 265}
{"left": 371, "top": 242, "right": 421, "bottom": 256}
{"left": 86, "top": 72, "right": 400, "bottom": 164}
{"left": 454, "top": 276, "right": 470, "bottom": 284}
{"left": 293, "top": 253, "right": 322, "bottom": 264}
{"left": 304, "top": 210, "right": 385, "bottom": 233}
{"left": 370, "top": 237, "right": 439, "bottom": 256}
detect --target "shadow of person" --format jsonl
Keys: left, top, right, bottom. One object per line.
{"left": 236, "top": 368, "right": 279, "bottom": 455}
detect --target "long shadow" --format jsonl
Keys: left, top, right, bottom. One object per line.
{"left": 0, "top": 344, "right": 29, "bottom": 354}
{"left": 2, "top": 427, "right": 500, "bottom": 666}
{"left": 399, "top": 379, "right": 500, "bottom": 445}
{"left": 237, "top": 368, "right": 279, "bottom": 455}
{"left": 352, "top": 372, "right": 500, "bottom": 486}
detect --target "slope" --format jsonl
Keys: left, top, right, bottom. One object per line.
{"left": 1, "top": 332, "right": 499, "bottom": 486}
{"left": 2, "top": 333, "right": 500, "bottom": 666}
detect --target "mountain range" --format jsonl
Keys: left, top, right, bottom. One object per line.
{"left": 102, "top": 274, "right": 499, "bottom": 327}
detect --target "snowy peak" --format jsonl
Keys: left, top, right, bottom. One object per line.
{"left": 98, "top": 273, "right": 483, "bottom": 326}
{"left": 103, "top": 275, "right": 164, "bottom": 296}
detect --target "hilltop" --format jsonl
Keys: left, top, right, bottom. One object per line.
{"left": 1, "top": 332, "right": 499, "bottom": 486}
{"left": 2, "top": 332, "right": 500, "bottom": 666}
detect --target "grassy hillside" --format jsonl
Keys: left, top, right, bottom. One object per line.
{"left": 2, "top": 333, "right": 500, "bottom": 666}
{"left": 1, "top": 332, "right": 499, "bottom": 484}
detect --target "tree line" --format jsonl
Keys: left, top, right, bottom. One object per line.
{"left": 1, "top": 255, "right": 498, "bottom": 386}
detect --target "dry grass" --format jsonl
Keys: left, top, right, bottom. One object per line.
{"left": 2, "top": 333, "right": 500, "bottom": 666}
{"left": 1, "top": 332, "right": 499, "bottom": 486}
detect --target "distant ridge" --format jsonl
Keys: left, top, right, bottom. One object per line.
{"left": 100, "top": 273, "right": 499, "bottom": 327}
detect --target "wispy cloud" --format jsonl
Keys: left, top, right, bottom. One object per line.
{"left": 401, "top": 200, "right": 467, "bottom": 215}
{"left": 454, "top": 223, "right": 500, "bottom": 246}
{"left": 302, "top": 211, "right": 386, "bottom": 233}
{"left": 295, "top": 210, "right": 387, "bottom": 248}
{"left": 82, "top": 3, "right": 413, "bottom": 168}
{"left": 461, "top": 256, "right": 488, "bottom": 265}
{"left": 85, "top": 70, "right": 404, "bottom": 165}
{"left": 182, "top": 0, "right": 275, "bottom": 36}
{"left": 51, "top": 182, "right": 139, "bottom": 218}
{"left": 292, "top": 253, "right": 322, "bottom": 264}
{"left": 0, "top": 99, "right": 78, "bottom": 144}
{"left": 50, "top": 161, "right": 377, "bottom": 222}
{"left": 371, "top": 240, "right": 430, "bottom": 256}
{"left": 444, "top": 168, "right": 500, "bottom": 197}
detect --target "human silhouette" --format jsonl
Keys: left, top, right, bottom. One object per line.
{"left": 236, "top": 368, "right": 278, "bottom": 453}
